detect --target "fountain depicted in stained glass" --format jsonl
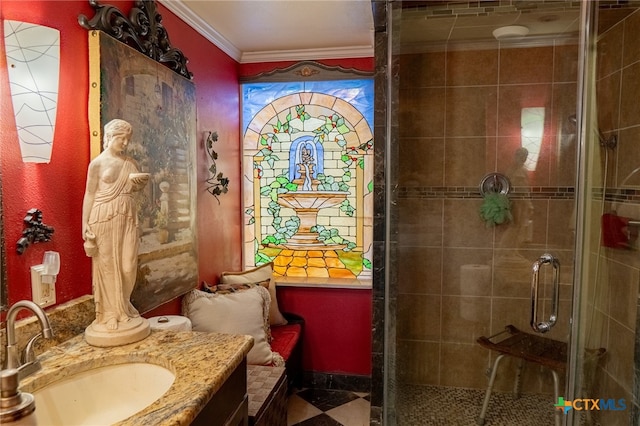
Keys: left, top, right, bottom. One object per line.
{"left": 276, "top": 136, "right": 348, "bottom": 249}
{"left": 242, "top": 79, "right": 374, "bottom": 281}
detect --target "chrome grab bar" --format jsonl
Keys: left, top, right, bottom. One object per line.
{"left": 530, "top": 253, "right": 560, "bottom": 333}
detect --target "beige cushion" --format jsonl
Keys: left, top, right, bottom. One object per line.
{"left": 182, "top": 287, "right": 284, "bottom": 366}
{"left": 220, "top": 263, "right": 288, "bottom": 326}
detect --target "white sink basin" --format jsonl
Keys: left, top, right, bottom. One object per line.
{"left": 33, "top": 362, "right": 175, "bottom": 425}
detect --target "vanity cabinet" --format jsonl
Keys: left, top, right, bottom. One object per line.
{"left": 192, "top": 358, "right": 248, "bottom": 426}
{"left": 19, "top": 328, "right": 254, "bottom": 426}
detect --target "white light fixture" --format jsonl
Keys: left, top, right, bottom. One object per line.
{"left": 4, "top": 20, "right": 60, "bottom": 163}
{"left": 493, "top": 25, "right": 529, "bottom": 41}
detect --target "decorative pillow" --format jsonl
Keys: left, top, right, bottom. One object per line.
{"left": 220, "top": 263, "right": 288, "bottom": 326}
{"left": 202, "top": 281, "right": 254, "bottom": 294}
{"left": 182, "top": 287, "right": 284, "bottom": 366}
{"left": 201, "top": 280, "right": 273, "bottom": 343}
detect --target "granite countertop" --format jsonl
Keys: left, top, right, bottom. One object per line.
{"left": 20, "top": 330, "right": 253, "bottom": 426}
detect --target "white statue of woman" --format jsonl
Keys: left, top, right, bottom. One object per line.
{"left": 82, "top": 119, "right": 151, "bottom": 346}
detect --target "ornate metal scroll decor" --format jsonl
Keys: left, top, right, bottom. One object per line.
{"left": 204, "top": 131, "right": 229, "bottom": 204}
{"left": 16, "top": 209, "right": 54, "bottom": 254}
{"left": 78, "top": 0, "right": 193, "bottom": 79}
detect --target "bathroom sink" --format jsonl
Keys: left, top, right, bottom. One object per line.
{"left": 32, "top": 362, "right": 175, "bottom": 425}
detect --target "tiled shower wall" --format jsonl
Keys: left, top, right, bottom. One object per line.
{"left": 589, "top": 7, "right": 640, "bottom": 425}
{"left": 395, "top": 42, "right": 579, "bottom": 392}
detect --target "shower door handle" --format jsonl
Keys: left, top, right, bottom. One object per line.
{"left": 530, "top": 253, "right": 560, "bottom": 333}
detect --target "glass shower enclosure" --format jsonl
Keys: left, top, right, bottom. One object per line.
{"left": 373, "top": 1, "right": 640, "bottom": 425}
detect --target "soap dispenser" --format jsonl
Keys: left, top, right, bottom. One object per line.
{"left": 0, "top": 369, "right": 37, "bottom": 425}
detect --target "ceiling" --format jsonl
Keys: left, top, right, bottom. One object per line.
{"left": 158, "top": 1, "right": 584, "bottom": 63}
{"left": 400, "top": 1, "right": 581, "bottom": 52}
{"left": 158, "top": 0, "right": 376, "bottom": 63}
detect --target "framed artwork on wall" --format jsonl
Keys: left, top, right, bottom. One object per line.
{"left": 87, "top": 30, "right": 197, "bottom": 313}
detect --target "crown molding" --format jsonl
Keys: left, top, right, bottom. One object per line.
{"left": 159, "top": 0, "right": 373, "bottom": 64}
{"left": 158, "top": 0, "right": 242, "bottom": 62}
{"left": 241, "top": 45, "right": 374, "bottom": 64}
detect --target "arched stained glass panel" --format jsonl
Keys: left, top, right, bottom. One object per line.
{"left": 241, "top": 79, "right": 374, "bottom": 284}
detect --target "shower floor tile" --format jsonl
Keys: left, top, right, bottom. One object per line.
{"left": 396, "top": 384, "right": 562, "bottom": 426}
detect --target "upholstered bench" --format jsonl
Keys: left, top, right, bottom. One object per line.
{"left": 270, "top": 312, "right": 304, "bottom": 390}
{"left": 184, "top": 263, "right": 305, "bottom": 400}
{"left": 247, "top": 365, "right": 288, "bottom": 426}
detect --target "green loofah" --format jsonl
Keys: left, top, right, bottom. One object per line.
{"left": 479, "top": 193, "right": 513, "bottom": 227}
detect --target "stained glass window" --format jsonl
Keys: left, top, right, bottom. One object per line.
{"left": 241, "top": 78, "right": 374, "bottom": 284}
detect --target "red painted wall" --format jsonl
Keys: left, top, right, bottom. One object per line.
{"left": 1, "top": 0, "right": 372, "bottom": 376}
{"left": 1, "top": 0, "right": 240, "bottom": 310}
{"left": 278, "top": 286, "right": 372, "bottom": 376}
{"left": 1, "top": 1, "right": 97, "bottom": 307}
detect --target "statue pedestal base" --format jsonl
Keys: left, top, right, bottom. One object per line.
{"left": 84, "top": 317, "right": 150, "bottom": 347}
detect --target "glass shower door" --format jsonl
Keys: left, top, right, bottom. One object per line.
{"left": 382, "top": 1, "right": 587, "bottom": 425}
{"left": 568, "top": 1, "right": 640, "bottom": 425}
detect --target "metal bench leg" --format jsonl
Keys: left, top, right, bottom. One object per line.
{"left": 551, "top": 369, "right": 561, "bottom": 426}
{"left": 513, "top": 357, "right": 525, "bottom": 399}
{"left": 477, "top": 354, "right": 505, "bottom": 426}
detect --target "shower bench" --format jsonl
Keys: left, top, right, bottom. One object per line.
{"left": 476, "top": 325, "right": 605, "bottom": 426}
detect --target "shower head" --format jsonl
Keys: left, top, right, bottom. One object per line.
{"left": 568, "top": 114, "right": 577, "bottom": 124}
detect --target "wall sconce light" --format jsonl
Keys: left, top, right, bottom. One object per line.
{"left": 4, "top": 20, "right": 60, "bottom": 163}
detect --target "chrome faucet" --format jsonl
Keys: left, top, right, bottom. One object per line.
{"left": 4, "top": 300, "right": 53, "bottom": 379}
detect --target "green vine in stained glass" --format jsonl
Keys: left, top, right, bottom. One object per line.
{"left": 254, "top": 103, "right": 372, "bottom": 251}
{"left": 295, "top": 105, "right": 310, "bottom": 123}
{"left": 259, "top": 173, "right": 298, "bottom": 246}
{"left": 243, "top": 80, "right": 374, "bottom": 276}
{"left": 245, "top": 207, "right": 255, "bottom": 225}
{"left": 254, "top": 239, "right": 276, "bottom": 265}
{"left": 340, "top": 199, "right": 355, "bottom": 217}
{"left": 312, "top": 225, "right": 356, "bottom": 251}
{"left": 312, "top": 113, "right": 351, "bottom": 144}
{"left": 258, "top": 172, "right": 356, "bottom": 246}
{"left": 316, "top": 174, "right": 349, "bottom": 192}
{"left": 258, "top": 136, "right": 279, "bottom": 169}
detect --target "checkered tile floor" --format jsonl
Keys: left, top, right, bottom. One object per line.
{"left": 287, "top": 388, "right": 371, "bottom": 426}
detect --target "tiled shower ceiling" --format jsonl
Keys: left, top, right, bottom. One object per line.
{"left": 400, "top": 0, "right": 640, "bottom": 51}
{"left": 400, "top": 0, "right": 582, "bottom": 50}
